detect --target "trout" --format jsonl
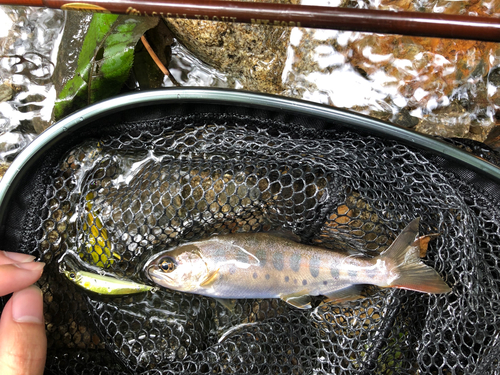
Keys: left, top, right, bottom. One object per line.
{"left": 146, "top": 218, "right": 451, "bottom": 309}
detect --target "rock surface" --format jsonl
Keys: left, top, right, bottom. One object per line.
{"left": 163, "top": 0, "right": 297, "bottom": 93}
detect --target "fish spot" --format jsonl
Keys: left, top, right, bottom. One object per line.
{"left": 323, "top": 281, "right": 328, "bottom": 286}
{"left": 330, "top": 267, "right": 339, "bottom": 279}
{"left": 229, "top": 265, "right": 237, "bottom": 275}
{"left": 348, "top": 270, "right": 357, "bottom": 278}
{"left": 265, "top": 274, "right": 270, "bottom": 280}
{"left": 302, "top": 279, "right": 307, "bottom": 286}
{"left": 285, "top": 276, "right": 289, "bottom": 282}
{"left": 256, "top": 249, "right": 267, "bottom": 267}
{"left": 290, "top": 252, "right": 301, "bottom": 272}
{"left": 253, "top": 272, "right": 258, "bottom": 279}
{"left": 366, "top": 267, "right": 378, "bottom": 279}
{"left": 272, "top": 252, "right": 284, "bottom": 271}
{"left": 309, "top": 255, "right": 321, "bottom": 278}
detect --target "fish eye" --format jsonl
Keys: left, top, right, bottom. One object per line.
{"left": 159, "top": 257, "right": 176, "bottom": 273}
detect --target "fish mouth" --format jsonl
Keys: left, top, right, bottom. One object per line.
{"left": 147, "top": 267, "right": 172, "bottom": 285}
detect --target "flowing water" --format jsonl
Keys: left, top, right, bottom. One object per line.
{"left": 1, "top": 2, "right": 500, "bottom": 176}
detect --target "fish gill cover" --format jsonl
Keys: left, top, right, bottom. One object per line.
{"left": 2, "top": 102, "right": 500, "bottom": 374}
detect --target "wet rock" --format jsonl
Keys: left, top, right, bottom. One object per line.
{"left": 393, "top": 108, "right": 419, "bottom": 129}
{"left": 163, "top": 0, "right": 297, "bottom": 93}
{"left": 0, "top": 82, "right": 13, "bottom": 102}
{"left": 415, "top": 103, "right": 471, "bottom": 139}
{"left": 489, "top": 66, "right": 500, "bottom": 88}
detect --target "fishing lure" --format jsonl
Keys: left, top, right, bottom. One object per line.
{"left": 64, "top": 269, "right": 153, "bottom": 295}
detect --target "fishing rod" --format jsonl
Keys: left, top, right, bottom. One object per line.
{"left": 2, "top": 0, "right": 500, "bottom": 41}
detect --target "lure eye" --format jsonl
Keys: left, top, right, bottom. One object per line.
{"left": 68, "top": 272, "right": 76, "bottom": 279}
{"left": 159, "top": 257, "right": 176, "bottom": 273}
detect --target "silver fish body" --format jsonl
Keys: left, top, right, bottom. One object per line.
{"left": 147, "top": 218, "right": 451, "bottom": 308}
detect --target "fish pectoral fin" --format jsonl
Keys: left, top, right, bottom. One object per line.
{"left": 215, "top": 298, "right": 237, "bottom": 312}
{"left": 280, "top": 292, "right": 312, "bottom": 309}
{"left": 321, "top": 285, "right": 365, "bottom": 305}
{"left": 200, "top": 269, "right": 220, "bottom": 287}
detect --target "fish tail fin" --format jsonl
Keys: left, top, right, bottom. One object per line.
{"left": 380, "top": 218, "right": 451, "bottom": 294}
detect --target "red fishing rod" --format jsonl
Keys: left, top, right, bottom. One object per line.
{"left": 1, "top": 0, "right": 500, "bottom": 41}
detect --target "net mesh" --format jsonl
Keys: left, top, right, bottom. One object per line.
{"left": 2, "top": 104, "right": 500, "bottom": 374}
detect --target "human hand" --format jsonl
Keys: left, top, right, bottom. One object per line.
{"left": 0, "top": 251, "right": 46, "bottom": 375}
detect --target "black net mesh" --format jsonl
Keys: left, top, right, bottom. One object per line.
{"left": 1, "top": 100, "right": 500, "bottom": 374}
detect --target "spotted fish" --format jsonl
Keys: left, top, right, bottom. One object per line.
{"left": 146, "top": 218, "right": 451, "bottom": 309}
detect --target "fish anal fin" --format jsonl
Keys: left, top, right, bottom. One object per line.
{"left": 200, "top": 269, "right": 220, "bottom": 287}
{"left": 280, "top": 292, "right": 312, "bottom": 309}
{"left": 321, "top": 285, "right": 365, "bottom": 305}
{"left": 215, "top": 298, "right": 236, "bottom": 312}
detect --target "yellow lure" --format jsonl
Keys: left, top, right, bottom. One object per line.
{"left": 64, "top": 270, "right": 153, "bottom": 295}
{"left": 82, "top": 192, "right": 119, "bottom": 268}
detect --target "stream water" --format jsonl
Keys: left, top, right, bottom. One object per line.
{"left": 1, "top": 2, "right": 500, "bottom": 176}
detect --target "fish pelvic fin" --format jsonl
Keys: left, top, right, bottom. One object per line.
{"left": 381, "top": 218, "right": 451, "bottom": 294}
{"left": 280, "top": 292, "right": 312, "bottom": 309}
{"left": 215, "top": 298, "right": 236, "bottom": 312}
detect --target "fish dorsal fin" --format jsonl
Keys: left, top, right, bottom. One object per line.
{"left": 321, "top": 285, "right": 365, "bottom": 305}
{"left": 208, "top": 237, "right": 260, "bottom": 267}
{"left": 266, "top": 230, "right": 302, "bottom": 243}
{"left": 280, "top": 291, "right": 312, "bottom": 309}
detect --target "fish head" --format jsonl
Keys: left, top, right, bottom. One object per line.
{"left": 64, "top": 269, "right": 83, "bottom": 284}
{"left": 147, "top": 244, "right": 212, "bottom": 292}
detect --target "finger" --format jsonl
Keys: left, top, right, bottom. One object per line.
{"left": 0, "top": 263, "right": 45, "bottom": 297}
{"left": 0, "top": 286, "right": 46, "bottom": 375}
{"left": 0, "top": 251, "right": 36, "bottom": 266}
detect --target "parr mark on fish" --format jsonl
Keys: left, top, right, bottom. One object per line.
{"left": 309, "top": 255, "right": 321, "bottom": 278}
{"left": 272, "top": 252, "right": 284, "bottom": 271}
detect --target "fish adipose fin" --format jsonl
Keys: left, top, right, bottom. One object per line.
{"left": 382, "top": 218, "right": 451, "bottom": 294}
{"left": 321, "top": 285, "right": 365, "bottom": 305}
{"left": 280, "top": 292, "right": 312, "bottom": 309}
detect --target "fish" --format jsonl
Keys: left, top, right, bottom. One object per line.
{"left": 64, "top": 269, "right": 153, "bottom": 295}
{"left": 146, "top": 218, "right": 451, "bottom": 309}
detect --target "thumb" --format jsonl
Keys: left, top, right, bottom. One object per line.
{"left": 0, "top": 286, "right": 46, "bottom": 375}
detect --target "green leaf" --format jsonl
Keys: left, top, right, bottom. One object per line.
{"left": 54, "top": 14, "right": 158, "bottom": 121}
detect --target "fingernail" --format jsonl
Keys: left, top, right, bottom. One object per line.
{"left": 2, "top": 251, "right": 36, "bottom": 263}
{"left": 11, "top": 286, "right": 44, "bottom": 324}
{"left": 14, "top": 262, "right": 45, "bottom": 272}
